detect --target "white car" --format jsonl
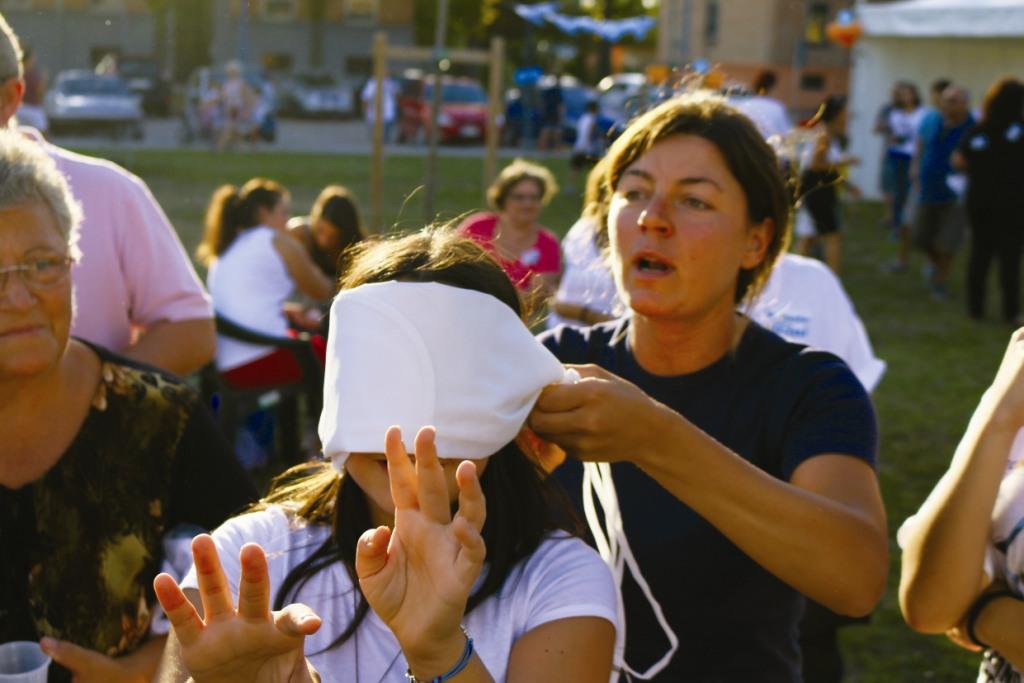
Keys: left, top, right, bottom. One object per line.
{"left": 278, "top": 72, "right": 354, "bottom": 119}
{"left": 596, "top": 72, "right": 648, "bottom": 125}
{"left": 45, "top": 70, "right": 144, "bottom": 139}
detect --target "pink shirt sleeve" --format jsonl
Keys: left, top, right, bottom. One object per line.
{"left": 57, "top": 148, "right": 212, "bottom": 351}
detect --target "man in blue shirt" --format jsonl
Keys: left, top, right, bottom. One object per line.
{"left": 910, "top": 85, "right": 974, "bottom": 298}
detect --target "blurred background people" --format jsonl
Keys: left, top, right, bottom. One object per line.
{"left": 794, "top": 94, "right": 861, "bottom": 275}
{"left": 459, "top": 158, "right": 562, "bottom": 305}
{"left": 361, "top": 72, "right": 397, "bottom": 143}
{"left": 733, "top": 69, "right": 792, "bottom": 142}
{"left": 953, "top": 77, "right": 1024, "bottom": 324}
{"left": 876, "top": 81, "right": 925, "bottom": 241}
{"left": 287, "top": 184, "right": 367, "bottom": 284}
{"left": 216, "top": 60, "right": 258, "bottom": 152}
{"left": 198, "top": 178, "right": 333, "bottom": 388}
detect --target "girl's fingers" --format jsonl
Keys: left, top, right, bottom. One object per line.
{"left": 454, "top": 460, "right": 486, "bottom": 533}
{"left": 384, "top": 426, "right": 419, "bottom": 509}
{"left": 237, "top": 543, "right": 271, "bottom": 621}
{"left": 153, "top": 573, "right": 204, "bottom": 647}
{"left": 452, "top": 516, "right": 487, "bottom": 587}
{"left": 274, "top": 603, "right": 323, "bottom": 638}
{"left": 414, "top": 427, "right": 452, "bottom": 524}
{"left": 354, "top": 526, "right": 392, "bottom": 580}
{"left": 192, "top": 534, "right": 236, "bottom": 621}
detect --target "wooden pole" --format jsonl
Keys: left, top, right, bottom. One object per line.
{"left": 484, "top": 36, "right": 504, "bottom": 199}
{"left": 370, "top": 32, "right": 387, "bottom": 234}
{"left": 423, "top": 0, "right": 450, "bottom": 225}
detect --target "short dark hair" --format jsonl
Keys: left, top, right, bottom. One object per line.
{"left": 931, "top": 78, "right": 952, "bottom": 95}
{"left": 752, "top": 70, "right": 778, "bottom": 95}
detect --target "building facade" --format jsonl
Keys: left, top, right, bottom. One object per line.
{"left": 658, "top": 0, "right": 854, "bottom": 117}
{"left": 0, "top": 0, "right": 414, "bottom": 81}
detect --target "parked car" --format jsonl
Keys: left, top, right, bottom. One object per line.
{"left": 397, "top": 75, "right": 492, "bottom": 145}
{"left": 596, "top": 72, "right": 648, "bottom": 125}
{"left": 180, "top": 64, "right": 276, "bottom": 144}
{"left": 44, "top": 70, "right": 144, "bottom": 139}
{"left": 118, "top": 56, "right": 172, "bottom": 116}
{"left": 277, "top": 71, "right": 354, "bottom": 119}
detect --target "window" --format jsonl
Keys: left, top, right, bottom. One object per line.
{"left": 805, "top": 2, "right": 829, "bottom": 45}
{"left": 800, "top": 73, "right": 826, "bottom": 91}
{"left": 704, "top": 0, "right": 719, "bottom": 47}
{"left": 345, "top": 0, "right": 378, "bottom": 22}
{"left": 0, "top": 0, "right": 35, "bottom": 12}
{"left": 259, "top": 0, "right": 297, "bottom": 21}
{"left": 89, "top": 0, "right": 124, "bottom": 11}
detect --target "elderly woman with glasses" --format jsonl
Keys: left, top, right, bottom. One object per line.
{"left": 0, "top": 129, "right": 256, "bottom": 683}
{"left": 458, "top": 158, "right": 563, "bottom": 303}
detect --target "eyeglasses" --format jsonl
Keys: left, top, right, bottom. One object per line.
{"left": 507, "top": 192, "right": 542, "bottom": 203}
{"left": 0, "top": 256, "right": 73, "bottom": 291}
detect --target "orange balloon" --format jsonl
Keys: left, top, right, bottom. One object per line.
{"left": 826, "top": 20, "right": 862, "bottom": 48}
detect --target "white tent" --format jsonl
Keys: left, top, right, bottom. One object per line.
{"left": 847, "top": 0, "right": 1024, "bottom": 199}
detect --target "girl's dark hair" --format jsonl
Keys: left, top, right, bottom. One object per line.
{"left": 597, "top": 94, "right": 792, "bottom": 305}
{"left": 312, "top": 185, "right": 366, "bottom": 251}
{"left": 260, "top": 227, "right": 578, "bottom": 651}
{"left": 981, "top": 77, "right": 1024, "bottom": 131}
{"left": 813, "top": 94, "right": 847, "bottom": 125}
{"left": 197, "top": 177, "right": 287, "bottom": 265}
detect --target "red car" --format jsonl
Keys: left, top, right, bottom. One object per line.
{"left": 397, "top": 76, "right": 491, "bottom": 144}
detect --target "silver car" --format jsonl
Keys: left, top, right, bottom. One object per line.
{"left": 44, "top": 70, "right": 144, "bottom": 139}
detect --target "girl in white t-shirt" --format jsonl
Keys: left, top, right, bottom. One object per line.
{"left": 899, "top": 329, "right": 1024, "bottom": 681}
{"left": 153, "top": 229, "right": 618, "bottom": 683}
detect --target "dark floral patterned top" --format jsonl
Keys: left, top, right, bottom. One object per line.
{"left": 0, "top": 341, "right": 257, "bottom": 673}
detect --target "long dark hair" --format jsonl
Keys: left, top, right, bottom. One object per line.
{"left": 197, "top": 177, "right": 287, "bottom": 265}
{"left": 312, "top": 185, "right": 366, "bottom": 252}
{"left": 260, "top": 227, "right": 579, "bottom": 651}
{"left": 981, "top": 77, "right": 1024, "bottom": 132}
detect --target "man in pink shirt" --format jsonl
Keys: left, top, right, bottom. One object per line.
{"left": 0, "top": 14, "right": 214, "bottom": 375}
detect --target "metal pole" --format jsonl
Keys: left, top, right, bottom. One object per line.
{"left": 370, "top": 32, "right": 387, "bottom": 234}
{"left": 423, "top": 0, "right": 450, "bottom": 225}
{"left": 484, "top": 37, "right": 504, "bottom": 197}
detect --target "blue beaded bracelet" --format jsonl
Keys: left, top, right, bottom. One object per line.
{"left": 405, "top": 627, "right": 474, "bottom": 683}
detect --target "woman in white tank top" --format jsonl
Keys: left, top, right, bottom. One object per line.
{"left": 197, "top": 178, "right": 334, "bottom": 386}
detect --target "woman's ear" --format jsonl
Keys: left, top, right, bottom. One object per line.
{"left": 742, "top": 218, "right": 774, "bottom": 270}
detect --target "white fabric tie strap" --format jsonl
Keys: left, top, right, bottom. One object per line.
{"left": 582, "top": 460, "right": 680, "bottom": 681}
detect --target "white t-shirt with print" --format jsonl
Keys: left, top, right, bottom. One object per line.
{"left": 181, "top": 506, "right": 618, "bottom": 683}
{"left": 746, "top": 254, "right": 886, "bottom": 393}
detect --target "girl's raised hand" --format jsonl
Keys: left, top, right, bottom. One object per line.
{"left": 355, "top": 426, "right": 487, "bottom": 673}
{"left": 153, "top": 535, "right": 322, "bottom": 683}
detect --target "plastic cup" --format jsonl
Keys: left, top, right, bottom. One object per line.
{"left": 0, "top": 641, "right": 51, "bottom": 682}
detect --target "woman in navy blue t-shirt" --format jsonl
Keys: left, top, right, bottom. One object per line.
{"left": 530, "top": 95, "right": 887, "bottom": 682}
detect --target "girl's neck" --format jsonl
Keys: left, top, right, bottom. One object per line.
{"left": 629, "top": 305, "right": 745, "bottom": 376}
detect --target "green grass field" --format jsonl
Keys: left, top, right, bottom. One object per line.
{"left": 85, "top": 146, "right": 1009, "bottom": 681}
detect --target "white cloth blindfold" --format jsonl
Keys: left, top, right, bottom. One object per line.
{"left": 319, "top": 281, "right": 569, "bottom": 469}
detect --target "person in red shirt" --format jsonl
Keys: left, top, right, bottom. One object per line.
{"left": 458, "top": 159, "right": 562, "bottom": 303}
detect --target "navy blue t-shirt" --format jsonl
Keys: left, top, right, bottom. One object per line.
{"left": 539, "top": 318, "right": 878, "bottom": 682}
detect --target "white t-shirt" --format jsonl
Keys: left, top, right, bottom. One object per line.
{"left": 181, "top": 506, "right": 618, "bottom": 682}
{"left": 747, "top": 254, "right": 886, "bottom": 392}
{"left": 207, "top": 226, "right": 295, "bottom": 370}
{"left": 731, "top": 95, "right": 792, "bottom": 142}
{"left": 361, "top": 78, "right": 397, "bottom": 124}
{"left": 573, "top": 112, "right": 598, "bottom": 154}
{"left": 547, "top": 216, "right": 624, "bottom": 330}
{"left": 887, "top": 106, "right": 927, "bottom": 157}
{"left": 898, "top": 423, "right": 1024, "bottom": 682}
